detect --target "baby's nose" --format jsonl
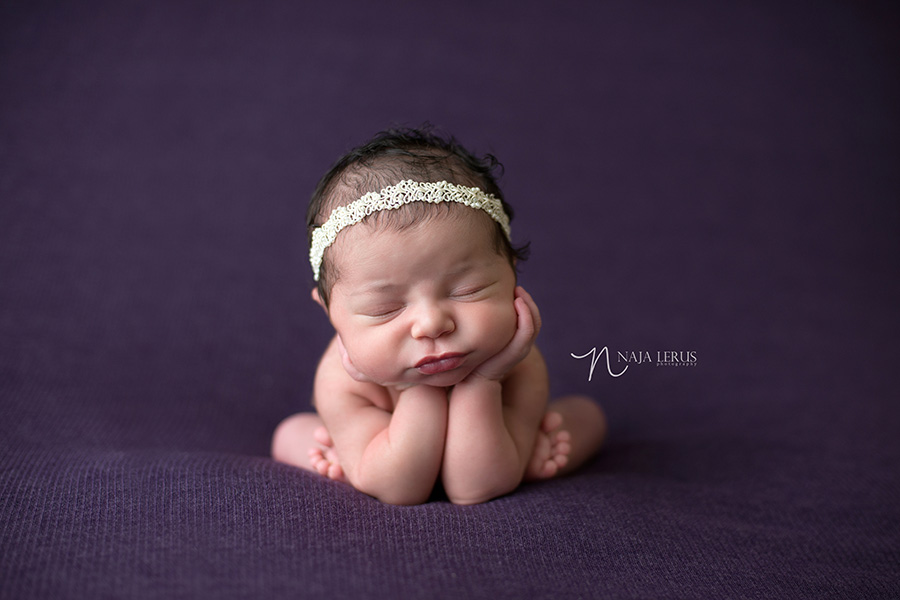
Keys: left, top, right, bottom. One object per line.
{"left": 410, "top": 302, "right": 455, "bottom": 339}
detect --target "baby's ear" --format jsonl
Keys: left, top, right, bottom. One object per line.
{"left": 311, "top": 288, "right": 327, "bottom": 313}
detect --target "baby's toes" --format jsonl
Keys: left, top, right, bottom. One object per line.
{"left": 326, "top": 462, "right": 345, "bottom": 482}
{"left": 553, "top": 431, "right": 572, "bottom": 455}
{"left": 312, "top": 458, "right": 329, "bottom": 476}
{"left": 552, "top": 453, "right": 569, "bottom": 469}
{"left": 538, "top": 458, "right": 560, "bottom": 479}
{"left": 541, "top": 411, "right": 563, "bottom": 433}
{"left": 533, "top": 434, "right": 550, "bottom": 461}
{"left": 313, "top": 426, "right": 333, "bottom": 447}
{"left": 306, "top": 448, "right": 326, "bottom": 474}
{"left": 323, "top": 448, "right": 346, "bottom": 481}
{"left": 526, "top": 435, "right": 550, "bottom": 476}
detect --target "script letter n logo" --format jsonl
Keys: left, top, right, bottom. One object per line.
{"left": 570, "top": 346, "right": 627, "bottom": 381}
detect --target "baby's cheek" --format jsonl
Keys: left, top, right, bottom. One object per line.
{"left": 359, "top": 330, "right": 409, "bottom": 381}
{"left": 344, "top": 332, "right": 386, "bottom": 376}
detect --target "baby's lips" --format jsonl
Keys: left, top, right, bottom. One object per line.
{"left": 415, "top": 353, "right": 466, "bottom": 375}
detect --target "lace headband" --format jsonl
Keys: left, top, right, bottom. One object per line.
{"left": 309, "top": 179, "right": 511, "bottom": 281}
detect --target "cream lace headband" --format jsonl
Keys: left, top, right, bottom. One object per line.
{"left": 309, "top": 179, "right": 511, "bottom": 281}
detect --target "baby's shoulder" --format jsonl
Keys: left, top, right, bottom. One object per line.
{"left": 313, "top": 336, "right": 393, "bottom": 412}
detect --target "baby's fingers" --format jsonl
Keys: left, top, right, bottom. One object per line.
{"left": 502, "top": 287, "right": 539, "bottom": 363}
{"left": 466, "top": 286, "right": 541, "bottom": 382}
{"left": 515, "top": 286, "right": 541, "bottom": 338}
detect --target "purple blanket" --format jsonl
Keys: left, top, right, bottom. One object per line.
{"left": 2, "top": 2, "right": 898, "bottom": 598}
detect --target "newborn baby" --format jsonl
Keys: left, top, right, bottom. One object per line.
{"left": 272, "top": 128, "right": 606, "bottom": 505}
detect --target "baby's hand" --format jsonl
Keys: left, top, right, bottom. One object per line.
{"left": 336, "top": 334, "right": 373, "bottom": 383}
{"left": 466, "top": 286, "right": 541, "bottom": 383}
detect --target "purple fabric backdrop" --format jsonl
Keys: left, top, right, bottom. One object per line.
{"left": 2, "top": 2, "right": 899, "bottom": 598}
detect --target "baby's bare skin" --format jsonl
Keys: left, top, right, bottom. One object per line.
{"left": 305, "top": 409, "right": 575, "bottom": 484}
{"left": 274, "top": 393, "right": 606, "bottom": 500}
{"left": 272, "top": 210, "right": 606, "bottom": 505}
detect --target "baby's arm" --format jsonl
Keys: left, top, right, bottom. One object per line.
{"left": 315, "top": 339, "right": 448, "bottom": 505}
{"left": 441, "top": 287, "right": 548, "bottom": 505}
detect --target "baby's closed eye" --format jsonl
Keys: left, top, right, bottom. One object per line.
{"left": 450, "top": 282, "right": 496, "bottom": 300}
{"left": 361, "top": 304, "right": 404, "bottom": 319}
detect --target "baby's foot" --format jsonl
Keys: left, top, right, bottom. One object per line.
{"left": 308, "top": 426, "right": 347, "bottom": 482}
{"left": 524, "top": 411, "right": 572, "bottom": 480}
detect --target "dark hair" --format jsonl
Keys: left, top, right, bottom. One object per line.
{"left": 307, "top": 126, "right": 529, "bottom": 306}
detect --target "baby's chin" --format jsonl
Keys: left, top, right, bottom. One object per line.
{"left": 415, "top": 369, "right": 471, "bottom": 388}
{"left": 369, "top": 366, "right": 474, "bottom": 390}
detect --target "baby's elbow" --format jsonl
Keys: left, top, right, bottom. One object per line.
{"left": 447, "top": 486, "right": 514, "bottom": 506}
{"left": 376, "top": 489, "right": 431, "bottom": 506}
{"left": 356, "top": 473, "right": 432, "bottom": 506}
{"left": 446, "top": 475, "right": 521, "bottom": 506}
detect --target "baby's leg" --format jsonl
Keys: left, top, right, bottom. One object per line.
{"left": 524, "top": 396, "right": 606, "bottom": 481}
{"left": 271, "top": 413, "right": 346, "bottom": 481}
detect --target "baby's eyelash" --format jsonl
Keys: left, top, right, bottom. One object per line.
{"left": 451, "top": 284, "right": 490, "bottom": 298}
{"left": 453, "top": 288, "right": 480, "bottom": 297}
{"left": 365, "top": 306, "right": 403, "bottom": 318}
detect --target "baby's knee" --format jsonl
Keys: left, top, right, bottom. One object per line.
{"left": 557, "top": 395, "right": 606, "bottom": 429}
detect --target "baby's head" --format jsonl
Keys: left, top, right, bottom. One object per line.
{"left": 307, "top": 127, "right": 528, "bottom": 308}
{"left": 306, "top": 128, "right": 531, "bottom": 387}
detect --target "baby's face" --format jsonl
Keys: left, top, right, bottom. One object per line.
{"left": 323, "top": 210, "right": 518, "bottom": 388}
